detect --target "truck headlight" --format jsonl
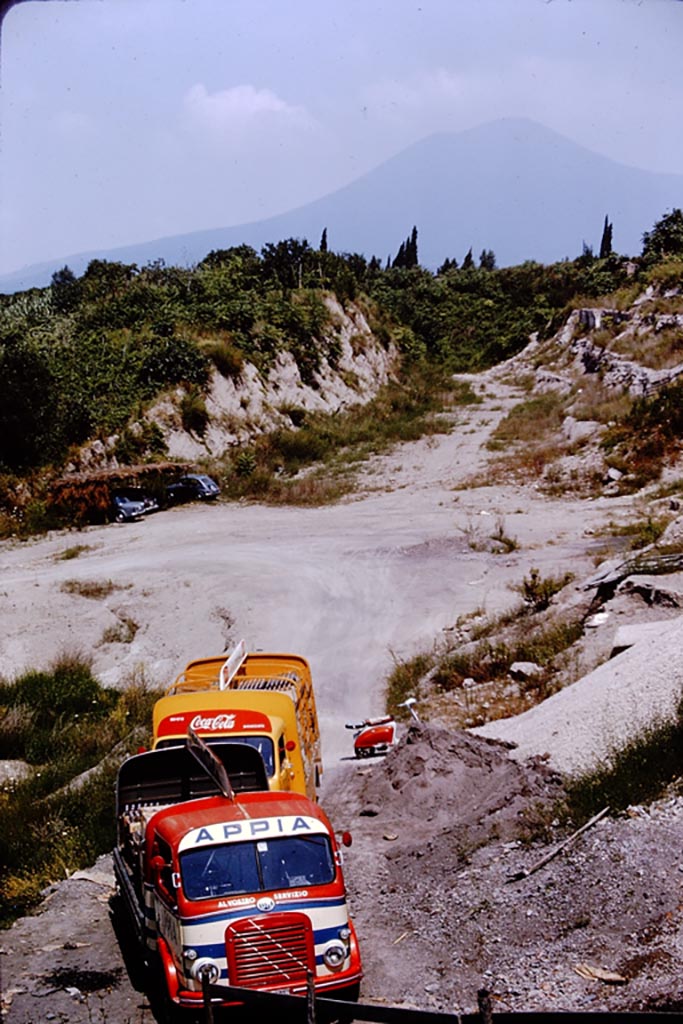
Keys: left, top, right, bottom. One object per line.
{"left": 190, "top": 957, "right": 221, "bottom": 983}
{"left": 322, "top": 941, "right": 346, "bottom": 971}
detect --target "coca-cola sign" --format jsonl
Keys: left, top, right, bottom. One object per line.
{"left": 156, "top": 707, "right": 271, "bottom": 737}
{"left": 190, "top": 713, "right": 236, "bottom": 732}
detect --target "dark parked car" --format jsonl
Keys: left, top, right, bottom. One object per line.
{"left": 165, "top": 474, "right": 220, "bottom": 504}
{"left": 111, "top": 489, "right": 159, "bottom": 522}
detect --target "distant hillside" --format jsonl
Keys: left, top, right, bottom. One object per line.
{"left": 3, "top": 117, "right": 683, "bottom": 293}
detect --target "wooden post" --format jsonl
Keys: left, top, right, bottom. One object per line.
{"left": 477, "top": 987, "right": 493, "bottom": 1024}
{"left": 307, "top": 969, "right": 317, "bottom": 1024}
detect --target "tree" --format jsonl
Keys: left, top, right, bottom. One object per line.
{"left": 392, "top": 226, "right": 419, "bottom": 269}
{"left": 462, "top": 247, "right": 474, "bottom": 270}
{"left": 642, "top": 208, "right": 683, "bottom": 264}
{"left": 599, "top": 215, "right": 613, "bottom": 259}
{"left": 407, "top": 225, "right": 418, "bottom": 267}
{"left": 319, "top": 228, "right": 328, "bottom": 253}
{"left": 197, "top": 245, "right": 261, "bottom": 293}
{"left": 261, "top": 238, "right": 311, "bottom": 291}
{"left": 50, "top": 265, "right": 81, "bottom": 313}
{"left": 479, "top": 249, "right": 497, "bottom": 271}
{"left": 437, "top": 257, "right": 458, "bottom": 275}
{"left": 80, "top": 259, "right": 137, "bottom": 300}
{"left": 392, "top": 241, "right": 407, "bottom": 269}
{"left": 0, "top": 341, "right": 59, "bottom": 470}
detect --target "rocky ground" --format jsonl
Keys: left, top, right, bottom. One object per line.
{"left": 3, "top": 317, "right": 683, "bottom": 1021}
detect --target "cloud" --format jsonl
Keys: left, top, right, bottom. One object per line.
{"left": 181, "top": 83, "right": 314, "bottom": 142}
{"left": 171, "top": 81, "right": 339, "bottom": 224}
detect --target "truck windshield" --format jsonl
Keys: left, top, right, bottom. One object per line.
{"left": 180, "top": 834, "right": 335, "bottom": 900}
{"left": 211, "top": 736, "right": 275, "bottom": 776}
{"left": 156, "top": 735, "right": 275, "bottom": 776}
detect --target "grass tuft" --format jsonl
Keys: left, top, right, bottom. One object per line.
{"left": 515, "top": 568, "right": 575, "bottom": 612}
{"left": 385, "top": 651, "right": 436, "bottom": 717}
{"left": 487, "top": 392, "right": 565, "bottom": 449}
{"left": 55, "top": 544, "right": 95, "bottom": 561}
{"left": 60, "top": 579, "right": 119, "bottom": 600}
{"left": 101, "top": 614, "right": 139, "bottom": 645}
{"left": 384, "top": 562, "right": 583, "bottom": 730}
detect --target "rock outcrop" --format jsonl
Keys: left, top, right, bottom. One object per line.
{"left": 69, "top": 297, "right": 399, "bottom": 471}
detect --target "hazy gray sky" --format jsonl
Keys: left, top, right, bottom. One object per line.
{"left": 1, "top": 0, "right": 683, "bottom": 275}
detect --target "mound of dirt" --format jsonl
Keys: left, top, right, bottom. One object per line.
{"left": 327, "top": 723, "right": 564, "bottom": 861}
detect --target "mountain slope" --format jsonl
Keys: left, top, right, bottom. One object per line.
{"left": 3, "top": 118, "right": 683, "bottom": 292}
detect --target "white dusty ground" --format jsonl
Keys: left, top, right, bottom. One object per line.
{"left": 4, "top": 364, "right": 682, "bottom": 1023}
{"left": 0, "top": 372, "right": 635, "bottom": 768}
{"left": 475, "top": 613, "right": 683, "bottom": 773}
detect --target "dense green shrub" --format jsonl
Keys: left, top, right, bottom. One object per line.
{"left": 603, "top": 379, "right": 683, "bottom": 485}
{"left": 0, "top": 658, "right": 161, "bottom": 924}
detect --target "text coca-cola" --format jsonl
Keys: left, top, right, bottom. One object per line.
{"left": 190, "top": 713, "right": 237, "bottom": 731}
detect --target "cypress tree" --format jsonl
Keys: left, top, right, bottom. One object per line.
{"left": 599, "top": 215, "right": 613, "bottom": 259}
{"left": 408, "top": 225, "right": 418, "bottom": 267}
{"left": 392, "top": 241, "right": 406, "bottom": 269}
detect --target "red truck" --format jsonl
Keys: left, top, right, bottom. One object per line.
{"left": 113, "top": 736, "right": 362, "bottom": 1016}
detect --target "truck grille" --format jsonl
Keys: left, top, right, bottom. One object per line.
{"left": 225, "top": 912, "right": 315, "bottom": 987}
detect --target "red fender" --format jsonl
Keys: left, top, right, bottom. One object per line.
{"left": 156, "top": 934, "right": 180, "bottom": 1001}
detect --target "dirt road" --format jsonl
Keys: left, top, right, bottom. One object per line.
{"left": 0, "top": 375, "right": 630, "bottom": 764}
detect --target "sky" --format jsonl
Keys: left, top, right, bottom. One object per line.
{"left": 1, "top": 0, "right": 683, "bottom": 276}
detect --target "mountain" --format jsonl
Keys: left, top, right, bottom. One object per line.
{"left": 3, "top": 118, "right": 683, "bottom": 293}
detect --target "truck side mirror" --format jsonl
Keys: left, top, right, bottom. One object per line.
{"left": 341, "top": 831, "right": 353, "bottom": 847}
{"left": 150, "top": 854, "right": 166, "bottom": 874}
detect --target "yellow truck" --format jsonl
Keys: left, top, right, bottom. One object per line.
{"left": 152, "top": 641, "right": 322, "bottom": 800}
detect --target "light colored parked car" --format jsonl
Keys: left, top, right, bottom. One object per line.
{"left": 111, "top": 493, "right": 146, "bottom": 523}
{"left": 111, "top": 489, "right": 159, "bottom": 522}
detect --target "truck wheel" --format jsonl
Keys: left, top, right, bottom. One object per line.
{"left": 108, "top": 893, "right": 149, "bottom": 992}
